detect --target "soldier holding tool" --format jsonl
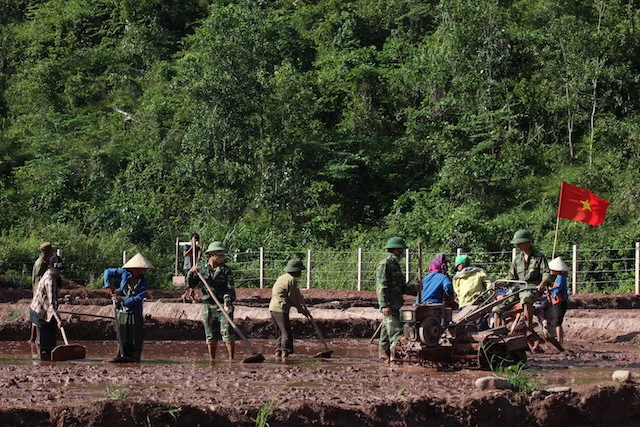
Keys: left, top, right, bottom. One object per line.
{"left": 376, "top": 237, "right": 421, "bottom": 363}
{"left": 269, "top": 259, "right": 311, "bottom": 360}
{"left": 187, "top": 241, "right": 236, "bottom": 361}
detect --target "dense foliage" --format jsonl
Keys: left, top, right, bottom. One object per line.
{"left": 1, "top": 0, "right": 639, "bottom": 287}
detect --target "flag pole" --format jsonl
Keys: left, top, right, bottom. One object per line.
{"left": 553, "top": 182, "right": 565, "bottom": 258}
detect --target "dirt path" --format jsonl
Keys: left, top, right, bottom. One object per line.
{"left": 1, "top": 288, "right": 639, "bottom": 426}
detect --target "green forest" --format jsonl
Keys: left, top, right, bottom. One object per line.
{"left": 1, "top": 0, "right": 639, "bottom": 288}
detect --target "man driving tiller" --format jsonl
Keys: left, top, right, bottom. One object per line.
{"left": 493, "top": 230, "right": 552, "bottom": 351}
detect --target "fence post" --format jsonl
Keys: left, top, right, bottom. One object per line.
{"left": 259, "top": 247, "right": 264, "bottom": 289}
{"left": 122, "top": 251, "right": 128, "bottom": 265}
{"left": 357, "top": 247, "right": 363, "bottom": 291}
{"left": 511, "top": 248, "right": 516, "bottom": 263}
{"left": 456, "top": 248, "right": 462, "bottom": 257}
{"left": 572, "top": 245, "right": 578, "bottom": 295}
{"left": 405, "top": 248, "right": 410, "bottom": 283}
{"left": 306, "top": 249, "right": 312, "bottom": 290}
{"left": 635, "top": 242, "right": 639, "bottom": 295}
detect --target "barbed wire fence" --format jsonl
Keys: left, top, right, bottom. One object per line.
{"left": 2, "top": 244, "right": 639, "bottom": 295}
{"left": 224, "top": 244, "right": 640, "bottom": 295}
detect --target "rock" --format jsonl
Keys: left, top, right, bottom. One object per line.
{"left": 475, "top": 376, "right": 509, "bottom": 391}
{"left": 546, "top": 386, "right": 572, "bottom": 393}
{"left": 612, "top": 370, "right": 633, "bottom": 383}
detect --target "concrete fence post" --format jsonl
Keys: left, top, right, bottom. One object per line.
{"left": 405, "top": 248, "right": 411, "bottom": 283}
{"left": 357, "top": 247, "right": 363, "bottom": 291}
{"left": 122, "top": 251, "right": 128, "bottom": 265}
{"left": 306, "top": 249, "right": 312, "bottom": 290}
{"left": 636, "top": 242, "right": 640, "bottom": 295}
{"left": 572, "top": 245, "right": 579, "bottom": 295}
{"left": 511, "top": 248, "right": 517, "bottom": 263}
{"left": 259, "top": 247, "right": 264, "bottom": 289}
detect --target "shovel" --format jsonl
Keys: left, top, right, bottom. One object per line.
{"left": 50, "top": 326, "right": 86, "bottom": 361}
{"left": 306, "top": 310, "right": 333, "bottom": 358}
{"left": 196, "top": 271, "right": 265, "bottom": 363}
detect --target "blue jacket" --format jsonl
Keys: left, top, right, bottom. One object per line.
{"left": 103, "top": 268, "right": 147, "bottom": 314}
{"left": 418, "top": 272, "right": 453, "bottom": 304}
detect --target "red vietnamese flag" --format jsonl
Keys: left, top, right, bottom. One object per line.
{"left": 557, "top": 181, "right": 610, "bottom": 226}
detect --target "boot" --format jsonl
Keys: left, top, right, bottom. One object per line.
{"left": 207, "top": 343, "right": 216, "bottom": 360}
{"left": 378, "top": 349, "right": 390, "bottom": 363}
{"left": 225, "top": 342, "right": 235, "bottom": 360}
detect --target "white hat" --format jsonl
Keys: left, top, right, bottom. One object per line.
{"left": 548, "top": 257, "right": 568, "bottom": 272}
{"left": 122, "top": 253, "right": 155, "bottom": 270}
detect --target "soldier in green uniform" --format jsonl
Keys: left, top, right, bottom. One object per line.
{"left": 494, "top": 230, "right": 551, "bottom": 333}
{"left": 376, "top": 237, "right": 421, "bottom": 363}
{"left": 187, "top": 241, "right": 236, "bottom": 361}
{"left": 269, "top": 259, "right": 311, "bottom": 360}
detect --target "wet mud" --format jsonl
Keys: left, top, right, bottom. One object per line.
{"left": 1, "top": 288, "right": 640, "bottom": 426}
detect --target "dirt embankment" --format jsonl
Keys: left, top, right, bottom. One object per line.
{"left": 1, "top": 288, "right": 640, "bottom": 426}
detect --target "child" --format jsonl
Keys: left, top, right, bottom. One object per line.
{"left": 548, "top": 257, "right": 570, "bottom": 344}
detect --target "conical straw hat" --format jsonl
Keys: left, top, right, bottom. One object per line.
{"left": 548, "top": 257, "right": 569, "bottom": 272}
{"left": 122, "top": 253, "right": 155, "bottom": 270}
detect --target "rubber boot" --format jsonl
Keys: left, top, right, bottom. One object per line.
{"left": 207, "top": 342, "right": 216, "bottom": 360}
{"left": 225, "top": 342, "right": 235, "bottom": 360}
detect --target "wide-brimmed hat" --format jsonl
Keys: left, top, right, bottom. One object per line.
{"left": 122, "top": 253, "right": 155, "bottom": 270}
{"left": 384, "top": 237, "right": 408, "bottom": 249}
{"left": 284, "top": 259, "right": 306, "bottom": 273}
{"left": 205, "top": 241, "right": 227, "bottom": 254}
{"left": 548, "top": 257, "right": 569, "bottom": 272}
{"left": 510, "top": 229, "right": 534, "bottom": 245}
{"left": 48, "top": 255, "right": 64, "bottom": 274}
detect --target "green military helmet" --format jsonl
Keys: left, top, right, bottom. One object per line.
{"left": 510, "top": 229, "right": 534, "bottom": 245}
{"left": 384, "top": 236, "right": 408, "bottom": 249}
{"left": 205, "top": 241, "right": 227, "bottom": 254}
{"left": 284, "top": 258, "right": 306, "bottom": 273}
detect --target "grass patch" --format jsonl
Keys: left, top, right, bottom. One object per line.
{"left": 499, "top": 362, "right": 540, "bottom": 395}
{"left": 254, "top": 387, "right": 286, "bottom": 427}
{"left": 105, "top": 382, "right": 131, "bottom": 400}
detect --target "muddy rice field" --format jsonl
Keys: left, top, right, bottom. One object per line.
{"left": 0, "top": 287, "right": 639, "bottom": 426}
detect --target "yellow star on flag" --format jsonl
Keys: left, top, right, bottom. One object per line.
{"left": 580, "top": 199, "right": 591, "bottom": 212}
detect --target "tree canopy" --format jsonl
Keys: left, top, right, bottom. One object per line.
{"left": 1, "top": 0, "right": 639, "bottom": 287}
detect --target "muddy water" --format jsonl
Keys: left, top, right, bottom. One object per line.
{"left": 0, "top": 338, "right": 633, "bottom": 385}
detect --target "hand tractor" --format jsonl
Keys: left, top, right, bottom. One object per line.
{"left": 394, "top": 280, "right": 536, "bottom": 369}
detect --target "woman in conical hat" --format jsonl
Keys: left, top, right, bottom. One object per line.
{"left": 103, "top": 253, "right": 154, "bottom": 362}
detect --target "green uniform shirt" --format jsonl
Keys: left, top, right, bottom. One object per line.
{"left": 376, "top": 253, "right": 418, "bottom": 311}
{"left": 32, "top": 255, "right": 48, "bottom": 293}
{"left": 268, "top": 272, "right": 307, "bottom": 314}
{"left": 188, "top": 262, "right": 235, "bottom": 305}
{"left": 507, "top": 248, "right": 551, "bottom": 287}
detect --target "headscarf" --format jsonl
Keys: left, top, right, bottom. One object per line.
{"left": 428, "top": 254, "right": 449, "bottom": 275}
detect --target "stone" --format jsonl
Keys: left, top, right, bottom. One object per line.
{"left": 612, "top": 370, "right": 633, "bottom": 383}
{"left": 475, "top": 376, "right": 509, "bottom": 391}
{"left": 546, "top": 386, "right": 572, "bottom": 393}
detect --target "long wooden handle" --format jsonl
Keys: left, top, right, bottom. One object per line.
{"left": 113, "top": 299, "right": 124, "bottom": 357}
{"left": 195, "top": 271, "right": 259, "bottom": 355}
{"left": 60, "top": 326, "right": 69, "bottom": 345}
{"left": 192, "top": 236, "right": 197, "bottom": 268}
{"left": 307, "top": 311, "right": 329, "bottom": 351}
